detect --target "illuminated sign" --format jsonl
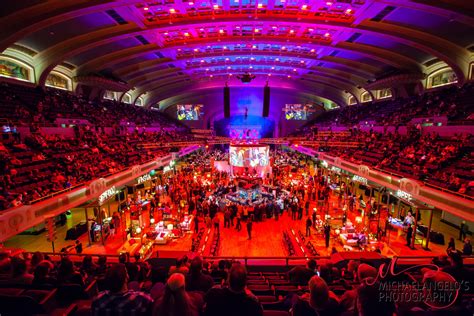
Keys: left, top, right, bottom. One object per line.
{"left": 352, "top": 175, "right": 368, "bottom": 185}
{"left": 330, "top": 166, "right": 342, "bottom": 173}
{"left": 396, "top": 190, "right": 412, "bottom": 201}
{"left": 137, "top": 174, "right": 151, "bottom": 184}
{"left": 99, "top": 186, "right": 117, "bottom": 204}
{"left": 163, "top": 166, "right": 172, "bottom": 173}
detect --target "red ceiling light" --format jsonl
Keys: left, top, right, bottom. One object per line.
{"left": 188, "top": 1, "right": 194, "bottom": 5}
{"left": 346, "top": 8, "right": 352, "bottom": 14}
{"left": 213, "top": 4, "right": 219, "bottom": 9}
{"left": 258, "top": 3, "right": 263, "bottom": 8}
{"left": 169, "top": 8, "right": 176, "bottom": 13}
{"left": 301, "top": 4, "right": 308, "bottom": 10}
{"left": 326, "top": 2, "right": 333, "bottom": 6}
{"left": 143, "top": 6, "right": 149, "bottom": 11}
{"left": 324, "top": 32, "right": 330, "bottom": 37}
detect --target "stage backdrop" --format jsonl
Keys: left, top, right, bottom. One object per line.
{"left": 161, "top": 87, "right": 329, "bottom": 136}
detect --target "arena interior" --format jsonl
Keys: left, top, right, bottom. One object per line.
{"left": 0, "top": 1, "right": 473, "bottom": 315}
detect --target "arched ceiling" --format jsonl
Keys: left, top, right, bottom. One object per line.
{"left": 0, "top": 0, "right": 473, "bottom": 107}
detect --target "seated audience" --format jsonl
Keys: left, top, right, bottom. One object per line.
{"left": 57, "top": 257, "right": 84, "bottom": 287}
{"left": 153, "top": 273, "right": 204, "bottom": 316}
{"left": 288, "top": 259, "right": 317, "bottom": 286}
{"left": 204, "top": 264, "right": 263, "bottom": 316}
{"left": 9, "top": 256, "right": 34, "bottom": 285}
{"left": 291, "top": 275, "right": 341, "bottom": 316}
{"left": 356, "top": 282, "right": 395, "bottom": 316}
{"left": 185, "top": 256, "right": 214, "bottom": 293}
{"left": 92, "top": 263, "right": 153, "bottom": 316}
{"left": 32, "top": 260, "right": 57, "bottom": 286}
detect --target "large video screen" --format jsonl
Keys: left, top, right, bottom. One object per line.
{"left": 177, "top": 104, "right": 203, "bottom": 120}
{"left": 230, "top": 146, "right": 269, "bottom": 167}
{"left": 284, "top": 104, "right": 311, "bottom": 120}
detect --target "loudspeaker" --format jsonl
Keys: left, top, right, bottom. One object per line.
{"left": 224, "top": 86, "right": 230, "bottom": 118}
{"left": 262, "top": 85, "right": 270, "bottom": 117}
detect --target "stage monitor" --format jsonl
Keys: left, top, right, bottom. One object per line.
{"left": 284, "top": 104, "right": 313, "bottom": 120}
{"left": 229, "top": 145, "right": 269, "bottom": 168}
{"left": 177, "top": 104, "right": 203, "bottom": 120}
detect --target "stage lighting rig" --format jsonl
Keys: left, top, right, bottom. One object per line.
{"left": 237, "top": 72, "right": 256, "bottom": 83}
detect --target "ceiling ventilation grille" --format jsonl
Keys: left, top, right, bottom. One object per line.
{"left": 423, "top": 58, "right": 441, "bottom": 67}
{"left": 346, "top": 33, "right": 361, "bottom": 43}
{"left": 135, "top": 35, "right": 149, "bottom": 45}
{"left": 371, "top": 6, "right": 396, "bottom": 22}
{"left": 106, "top": 10, "right": 127, "bottom": 25}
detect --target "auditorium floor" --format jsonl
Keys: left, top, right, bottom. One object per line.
{"left": 4, "top": 196, "right": 465, "bottom": 259}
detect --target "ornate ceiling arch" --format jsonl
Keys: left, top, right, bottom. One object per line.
{"left": 0, "top": 0, "right": 472, "bottom": 107}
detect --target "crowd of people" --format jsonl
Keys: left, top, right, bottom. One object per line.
{"left": 0, "top": 83, "right": 196, "bottom": 210}
{"left": 304, "top": 129, "right": 474, "bottom": 196}
{"left": 308, "top": 83, "right": 473, "bottom": 128}
{"left": 0, "top": 248, "right": 473, "bottom": 316}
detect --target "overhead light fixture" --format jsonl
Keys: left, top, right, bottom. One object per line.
{"left": 301, "top": 4, "right": 307, "bottom": 10}
{"left": 144, "top": 7, "right": 149, "bottom": 11}
{"left": 236, "top": 72, "right": 256, "bottom": 83}
{"left": 169, "top": 8, "right": 176, "bottom": 13}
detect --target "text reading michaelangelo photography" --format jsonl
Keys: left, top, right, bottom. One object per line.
{"left": 378, "top": 280, "right": 470, "bottom": 307}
